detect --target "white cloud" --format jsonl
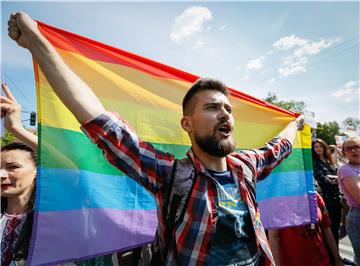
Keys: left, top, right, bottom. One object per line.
{"left": 275, "top": 35, "right": 340, "bottom": 77}
{"left": 246, "top": 57, "right": 264, "bottom": 70}
{"left": 279, "top": 65, "right": 306, "bottom": 77}
{"left": 332, "top": 80, "right": 360, "bottom": 102}
{"left": 268, "top": 78, "right": 276, "bottom": 83}
{"left": 278, "top": 55, "right": 307, "bottom": 77}
{"left": 170, "top": 6, "right": 212, "bottom": 44}
{"left": 273, "top": 35, "right": 307, "bottom": 50}
{"left": 219, "top": 24, "right": 227, "bottom": 30}
{"left": 294, "top": 38, "right": 340, "bottom": 58}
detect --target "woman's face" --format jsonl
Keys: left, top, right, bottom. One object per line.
{"left": 314, "top": 142, "right": 324, "bottom": 156}
{"left": 343, "top": 139, "right": 360, "bottom": 164}
{"left": 1, "top": 149, "right": 36, "bottom": 199}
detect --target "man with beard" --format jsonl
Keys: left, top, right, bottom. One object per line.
{"left": 8, "top": 12, "right": 303, "bottom": 266}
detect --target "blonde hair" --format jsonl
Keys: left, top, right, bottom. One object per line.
{"left": 342, "top": 137, "right": 360, "bottom": 156}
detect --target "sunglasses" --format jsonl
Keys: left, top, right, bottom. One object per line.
{"left": 343, "top": 145, "right": 360, "bottom": 152}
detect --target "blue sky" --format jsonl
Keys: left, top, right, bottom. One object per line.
{"left": 1, "top": 1, "right": 359, "bottom": 129}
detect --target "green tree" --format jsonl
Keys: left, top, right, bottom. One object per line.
{"left": 315, "top": 121, "right": 341, "bottom": 145}
{"left": 0, "top": 129, "right": 17, "bottom": 146}
{"left": 263, "top": 92, "right": 306, "bottom": 113}
{"left": 342, "top": 117, "right": 360, "bottom": 130}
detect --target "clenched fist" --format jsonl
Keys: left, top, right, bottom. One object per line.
{"left": 8, "top": 12, "right": 39, "bottom": 49}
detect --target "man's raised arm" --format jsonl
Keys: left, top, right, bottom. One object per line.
{"left": 277, "top": 115, "right": 305, "bottom": 146}
{"left": 8, "top": 12, "right": 104, "bottom": 123}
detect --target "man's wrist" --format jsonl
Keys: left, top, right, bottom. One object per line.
{"left": 27, "top": 30, "right": 47, "bottom": 51}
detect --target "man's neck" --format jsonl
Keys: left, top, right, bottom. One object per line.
{"left": 192, "top": 146, "right": 227, "bottom": 172}
{"left": 6, "top": 196, "right": 28, "bottom": 215}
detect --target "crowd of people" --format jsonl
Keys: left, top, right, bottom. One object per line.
{"left": 1, "top": 11, "right": 359, "bottom": 266}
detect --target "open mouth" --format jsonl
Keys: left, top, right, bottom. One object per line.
{"left": 217, "top": 123, "right": 232, "bottom": 136}
{"left": 1, "top": 184, "right": 11, "bottom": 190}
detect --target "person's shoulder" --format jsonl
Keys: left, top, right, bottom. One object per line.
{"left": 338, "top": 163, "right": 351, "bottom": 171}
{"left": 312, "top": 158, "right": 321, "bottom": 166}
{"left": 176, "top": 158, "right": 194, "bottom": 172}
{"left": 337, "top": 164, "right": 354, "bottom": 178}
{"left": 173, "top": 158, "right": 195, "bottom": 182}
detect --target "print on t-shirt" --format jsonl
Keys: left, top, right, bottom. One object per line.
{"left": 207, "top": 170, "right": 260, "bottom": 266}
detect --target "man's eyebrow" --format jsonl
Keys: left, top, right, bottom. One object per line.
{"left": 203, "top": 101, "right": 221, "bottom": 106}
{"left": 4, "top": 162, "right": 21, "bottom": 165}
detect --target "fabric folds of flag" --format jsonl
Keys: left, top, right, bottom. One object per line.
{"left": 28, "top": 21, "right": 317, "bottom": 265}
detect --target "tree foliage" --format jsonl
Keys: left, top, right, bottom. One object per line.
{"left": 263, "top": 92, "right": 306, "bottom": 113}
{"left": 0, "top": 129, "right": 17, "bottom": 147}
{"left": 315, "top": 121, "right": 341, "bottom": 145}
{"left": 342, "top": 117, "right": 360, "bottom": 130}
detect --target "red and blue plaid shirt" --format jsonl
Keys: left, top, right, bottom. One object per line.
{"left": 81, "top": 112, "right": 292, "bottom": 266}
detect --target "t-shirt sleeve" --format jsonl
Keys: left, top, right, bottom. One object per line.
{"left": 234, "top": 137, "right": 293, "bottom": 182}
{"left": 338, "top": 165, "right": 356, "bottom": 181}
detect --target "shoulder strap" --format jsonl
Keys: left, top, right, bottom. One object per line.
{"left": 163, "top": 159, "right": 178, "bottom": 248}
{"left": 156, "top": 158, "right": 196, "bottom": 261}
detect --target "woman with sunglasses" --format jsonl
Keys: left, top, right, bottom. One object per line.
{"left": 338, "top": 137, "right": 360, "bottom": 265}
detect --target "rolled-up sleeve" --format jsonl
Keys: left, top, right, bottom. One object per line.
{"left": 81, "top": 112, "right": 175, "bottom": 195}
{"left": 236, "top": 137, "right": 293, "bottom": 182}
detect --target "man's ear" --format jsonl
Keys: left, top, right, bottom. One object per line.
{"left": 181, "top": 116, "right": 192, "bottom": 133}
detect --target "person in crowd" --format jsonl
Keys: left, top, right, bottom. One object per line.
{"left": 329, "top": 145, "right": 347, "bottom": 168}
{"left": 1, "top": 82, "right": 38, "bottom": 265}
{"left": 268, "top": 192, "right": 343, "bottom": 266}
{"left": 1, "top": 142, "right": 37, "bottom": 265}
{"left": 8, "top": 12, "right": 304, "bottom": 265}
{"left": 338, "top": 137, "right": 360, "bottom": 265}
{"left": 312, "top": 138, "right": 342, "bottom": 245}
{"left": 328, "top": 144, "right": 350, "bottom": 240}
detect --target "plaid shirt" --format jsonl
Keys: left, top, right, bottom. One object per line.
{"left": 81, "top": 112, "right": 293, "bottom": 266}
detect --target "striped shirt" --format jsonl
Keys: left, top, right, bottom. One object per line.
{"left": 81, "top": 112, "right": 293, "bottom": 266}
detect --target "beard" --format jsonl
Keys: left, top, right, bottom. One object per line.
{"left": 195, "top": 132, "right": 236, "bottom": 157}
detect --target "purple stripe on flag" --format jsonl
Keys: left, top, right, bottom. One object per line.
{"left": 28, "top": 208, "right": 157, "bottom": 265}
{"left": 258, "top": 194, "right": 318, "bottom": 229}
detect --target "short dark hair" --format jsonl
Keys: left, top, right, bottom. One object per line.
{"left": 182, "top": 78, "right": 228, "bottom": 115}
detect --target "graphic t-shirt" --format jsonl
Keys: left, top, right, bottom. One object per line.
{"left": 207, "top": 170, "right": 261, "bottom": 266}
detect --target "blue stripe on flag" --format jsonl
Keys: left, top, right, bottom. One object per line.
{"left": 256, "top": 170, "right": 314, "bottom": 201}
{"left": 38, "top": 168, "right": 156, "bottom": 211}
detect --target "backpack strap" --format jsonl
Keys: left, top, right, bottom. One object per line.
{"left": 163, "top": 159, "right": 178, "bottom": 249}
{"left": 151, "top": 158, "right": 196, "bottom": 264}
{"left": 165, "top": 158, "right": 197, "bottom": 262}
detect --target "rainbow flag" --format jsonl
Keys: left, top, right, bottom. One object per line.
{"left": 28, "top": 21, "right": 317, "bottom": 265}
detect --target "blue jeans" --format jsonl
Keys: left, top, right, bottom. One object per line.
{"left": 346, "top": 207, "right": 360, "bottom": 265}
